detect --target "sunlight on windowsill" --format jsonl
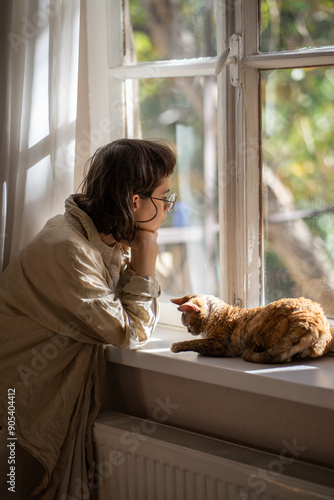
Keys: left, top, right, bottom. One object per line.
{"left": 244, "top": 365, "right": 319, "bottom": 374}
{"left": 107, "top": 325, "right": 334, "bottom": 412}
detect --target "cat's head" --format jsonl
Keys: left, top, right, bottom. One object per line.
{"left": 170, "top": 294, "right": 211, "bottom": 335}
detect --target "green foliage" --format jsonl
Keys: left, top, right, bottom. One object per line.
{"left": 133, "top": 32, "right": 159, "bottom": 62}
{"left": 263, "top": 65, "right": 334, "bottom": 261}
{"left": 129, "top": 0, "right": 147, "bottom": 26}
{"left": 261, "top": 0, "right": 334, "bottom": 51}
{"left": 263, "top": 67, "right": 334, "bottom": 210}
{"left": 129, "top": 0, "right": 216, "bottom": 61}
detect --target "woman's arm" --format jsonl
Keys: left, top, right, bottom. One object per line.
{"left": 129, "top": 229, "right": 159, "bottom": 277}
{"left": 14, "top": 230, "right": 160, "bottom": 349}
{"left": 64, "top": 237, "right": 161, "bottom": 348}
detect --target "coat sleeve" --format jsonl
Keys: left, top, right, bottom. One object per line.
{"left": 18, "top": 233, "right": 161, "bottom": 348}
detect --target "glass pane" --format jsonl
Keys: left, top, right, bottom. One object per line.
{"left": 261, "top": 0, "right": 334, "bottom": 52}
{"left": 126, "top": 76, "right": 219, "bottom": 296}
{"left": 129, "top": 0, "right": 217, "bottom": 61}
{"left": 262, "top": 67, "right": 334, "bottom": 317}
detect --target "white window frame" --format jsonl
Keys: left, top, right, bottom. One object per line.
{"left": 87, "top": 0, "right": 334, "bottom": 323}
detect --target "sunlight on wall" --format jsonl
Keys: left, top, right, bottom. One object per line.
{"left": 28, "top": 26, "right": 50, "bottom": 149}
{"left": 25, "top": 156, "right": 51, "bottom": 204}
{"left": 22, "top": 156, "right": 52, "bottom": 247}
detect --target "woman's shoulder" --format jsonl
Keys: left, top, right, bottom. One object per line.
{"left": 21, "top": 211, "right": 97, "bottom": 266}
{"left": 13, "top": 215, "right": 106, "bottom": 291}
{"left": 30, "top": 196, "right": 98, "bottom": 250}
{"left": 28, "top": 213, "right": 85, "bottom": 248}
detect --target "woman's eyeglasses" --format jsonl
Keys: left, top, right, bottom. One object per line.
{"left": 150, "top": 192, "right": 177, "bottom": 213}
{"left": 136, "top": 192, "right": 177, "bottom": 223}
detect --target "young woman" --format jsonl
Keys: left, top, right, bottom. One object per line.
{"left": 0, "top": 138, "right": 177, "bottom": 499}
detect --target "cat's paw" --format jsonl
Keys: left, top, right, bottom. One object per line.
{"left": 171, "top": 342, "right": 183, "bottom": 353}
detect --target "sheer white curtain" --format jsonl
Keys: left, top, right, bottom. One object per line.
{"left": 0, "top": 0, "right": 81, "bottom": 271}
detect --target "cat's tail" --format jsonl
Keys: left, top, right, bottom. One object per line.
{"left": 243, "top": 320, "right": 332, "bottom": 364}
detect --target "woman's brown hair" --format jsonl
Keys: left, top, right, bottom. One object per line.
{"left": 74, "top": 138, "right": 177, "bottom": 241}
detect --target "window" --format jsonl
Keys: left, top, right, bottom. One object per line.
{"left": 106, "top": 0, "right": 334, "bottom": 324}
{"left": 260, "top": 1, "right": 334, "bottom": 318}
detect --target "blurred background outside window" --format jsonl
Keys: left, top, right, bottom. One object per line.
{"left": 124, "top": 0, "right": 334, "bottom": 318}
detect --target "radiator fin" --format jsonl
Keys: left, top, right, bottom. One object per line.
{"left": 93, "top": 411, "right": 334, "bottom": 500}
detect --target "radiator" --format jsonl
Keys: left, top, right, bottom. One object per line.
{"left": 93, "top": 411, "right": 334, "bottom": 500}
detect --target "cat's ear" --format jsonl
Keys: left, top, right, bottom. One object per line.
{"left": 170, "top": 295, "right": 193, "bottom": 306}
{"left": 177, "top": 303, "right": 200, "bottom": 313}
{"left": 171, "top": 295, "right": 200, "bottom": 313}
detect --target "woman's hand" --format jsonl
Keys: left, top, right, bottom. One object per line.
{"left": 129, "top": 229, "right": 159, "bottom": 277}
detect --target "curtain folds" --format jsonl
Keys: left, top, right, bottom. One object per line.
{"left": 0, "top": 0, "right": 81, "bottom": 272}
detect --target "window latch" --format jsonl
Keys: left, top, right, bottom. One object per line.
{"left": 215, "top": 34, "right": 242, "bottom": 87}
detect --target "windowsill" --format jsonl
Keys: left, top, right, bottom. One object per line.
{"left": 106, "top": 324, "right": 334, "bottom": 411}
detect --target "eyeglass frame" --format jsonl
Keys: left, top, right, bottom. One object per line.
{"left": 136, "top": 192, "right": 177, "bottom": 223}
{"left": 150, "top": 192, "right": 177, "bottom": 213}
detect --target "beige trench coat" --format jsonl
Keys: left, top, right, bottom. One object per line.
{"left": 0, "top": 196, "right": 160, "bottom": 498}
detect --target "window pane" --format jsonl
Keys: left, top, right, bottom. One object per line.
{"left": 129, "top": 0, "right": 217, "bottom": 61}
{"left": 261, "top": 0, "right": 334, "bottom": 52}
{"left": 127, "top": 76, "right": 219, "bottom": 296}
{"left": 262, "top": 67, "right": 334, "bottom": 317}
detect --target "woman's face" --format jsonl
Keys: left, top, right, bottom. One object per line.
{"left": 133, "top": 176, "right": 171, "bottom": 232}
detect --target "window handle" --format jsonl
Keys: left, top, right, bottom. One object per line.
{"left": 215, "top": 47, "right": 234, "bottom": 75}
{"left": 215, "top": 34, "right": 242, "bottom": 86}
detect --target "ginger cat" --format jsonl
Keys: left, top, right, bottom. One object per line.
{"left": 170, "top": 295, "right": 333, "bottom": 363}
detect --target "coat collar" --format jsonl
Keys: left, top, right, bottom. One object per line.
{"left": 64, "top": 195, "right": 129, "bottom": 265}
